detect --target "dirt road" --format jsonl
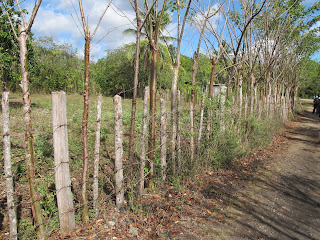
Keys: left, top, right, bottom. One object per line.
{"left": 213, "top": 107, "right": 320, "bottom": 239}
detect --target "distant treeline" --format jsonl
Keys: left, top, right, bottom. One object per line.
{"left": 1, "top": 36, "right": 318, "bottom": 98}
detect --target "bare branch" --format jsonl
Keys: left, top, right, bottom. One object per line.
{"left": 78, "top": 0, "right": 87, "bottom": 36}
{"left": 26, "top": 0, "right": 42, "bottom": 33}
{"left": 0, "top": 0, "right": 18, "bottom": 39}
{"left": 0, "top": 0, "right": 26, "bottom": 18}
{"left": 91, "top": 0, "right": 112, "bottom": 39}
{"left": 15, "top": 0, "right": 26, "bottom": 26}
{"left": 64, "top": 0, "right": 85, "bottom": 38}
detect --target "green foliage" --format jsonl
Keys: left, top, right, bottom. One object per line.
{"left": 243, "top": 116, "right": 280, "bottom": 150}
{"left": 212, "top": 129, "right": 240, "bottom": 168}
{"left": 0, "top": 0, "right": 21, "bottom": 91}
{"left": 19, "top": 218, "right": 36, "bottom": 240}
{"left": 94, "top": 42, "right": 173, "bottom": 97}
{"left": 94, "top": 45, "right": 135, "bottom": 96}
{"left": 299, "top": 59, "right": 320, "bottom": 98}
{"left": 29, "top": 37, "right": 84, "bottom": 93}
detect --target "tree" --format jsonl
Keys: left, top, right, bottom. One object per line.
{"left": 67, "top": 0, "right": 112, "bottom": 223}
{"left": 144, "top": 0, "right": 168, "bottom": 188}
{"left": 166, "top": 0, "right": 191, "bottom": 175}
{"left": 1, "top": 0, "right": 46, "bottom": 239}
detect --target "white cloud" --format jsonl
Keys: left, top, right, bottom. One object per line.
{"left": 21, "top": 0, "right": 137, "bottom": 60}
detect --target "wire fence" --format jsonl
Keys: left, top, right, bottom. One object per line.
{"left": 0, "top": 88, "right": 293, "bottom": 238}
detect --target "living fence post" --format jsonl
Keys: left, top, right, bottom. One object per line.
{"left": 219, "top": 86, "right": 227, "bottom": 132}
{"left": 190, "top": 101, "right": 195, "bottom": 163}
{"left": 160, "top": 98, "right": 167, "bottom": 182}
{"left": 140, "top": 87, "right": 149, "bottom": 195}
{"left": 176, "top": 90, "right": 182, "bottom": 173}
{"left": 52, "top": 91, "right": 75, "bottom": 235}
{"left": 113, "top": 95, "right": 125, "bottom": 207}
{"left": 2, "top": 92, "right": 18, "bottom": 240}
{"left": 197, "top": 91, "right": 206, "bottom": 154}
{"left": 93, "top": 94, "right": 102, "bottom": 217}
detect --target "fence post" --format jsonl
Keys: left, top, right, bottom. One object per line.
{"left": 2, "top": 92, "right": 18, "bottom": 240}
{"left": 190, "top": 101, "right": 195, "bottom": 163}
{"left": 177, "top": 90, "right": 182, "bottom": 172}
{"left": 160, "top": 98, "right": 167, "bottom": 182}
{"left": 140, "top": 87, "right": 149, "bottom": 195}
{"left": 93, "top": 94, "right": 102, "bottom": 217}
{"left": 52, "top": 91, "right": 75, "bottom": 235}
{"left": 197, "top": 91, "right": 206, "bottom": 153}
{"left": 113, "top": 95, "right": 125, "bottom": 207}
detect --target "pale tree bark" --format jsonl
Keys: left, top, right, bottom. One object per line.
{"left": 160, "top": 98, "right": 167, "bottom": 182}
{"left": 197, "top": 91, "right": 206, "bottom": 153}
{"left": 238, "top": 74, "right": 243, "bottom": 117}
{"left": 140, "top": 87, "right": 149, "bottom": 196}
{"left": 176, "top": 90, "right": 182, "bottom": 173}
{"left": 189, "top": 8, "right": 210, "bottom": 162}
{"left": 16, "top": 1, "right": 46, "bottom": 236}
{"left": 114, "top": 95, "right": 125, "bottom": 207}
{"left": 169, "top": 0, "right": 192, "bottom": 175}
{"left": 207, "top": 57, "right": 216, "bottom": 140}
{"left": 93, "top": 94, "right": 102, "bottom": 217}
{"left": 127, "top": 0, "right": 142, "bottom": 187}
{"left": 2, "top": 0, "right": 47, "bottom": 238}
{"left": 2, "top": 92, "right": 17, "bottom": 240}
{"left": 189, "top": 101, "right": 195, "bottom": 162}
{"left": 147, "top": 47, "right": 157, "bottom": 188}
{"left": 52, "top": 91, "right": 75, "bottom": 235}
{"left": 244, "top": 93, "right": 248, "bottom": 118}
{"left": 80, "top": 27, "right": 91, "bottom": 223}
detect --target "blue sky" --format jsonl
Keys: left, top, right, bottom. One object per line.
{"left": 20, "top": 0, "right": 224, "bottom": 60}
{"left": 20, "top": 0, "right": 320, "bottom": 61}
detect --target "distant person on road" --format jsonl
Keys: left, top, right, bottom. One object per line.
{"left": 313, "top": 95, "right": 319, "bottom": 114}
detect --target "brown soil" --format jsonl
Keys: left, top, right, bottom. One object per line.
{"left": 208, "top": 108, "right": 320, "bottom": 239}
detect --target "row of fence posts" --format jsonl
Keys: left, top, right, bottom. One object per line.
{"left": 1, "top": 85, "right": 228, "bottom": 238}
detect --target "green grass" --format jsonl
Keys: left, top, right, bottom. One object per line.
{"left": 0, "top": 92, "right": 289, "bottom": 238}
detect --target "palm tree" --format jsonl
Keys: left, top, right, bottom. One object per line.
{"left": 124, "top": 1, "right": 173, "bottom": 187}
{"left": 123, "top": 0, "right": 170, "bottom": 188}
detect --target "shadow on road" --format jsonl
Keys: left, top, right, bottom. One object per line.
{"left": 207, "top": 110, "right": 320, "bottom": 239}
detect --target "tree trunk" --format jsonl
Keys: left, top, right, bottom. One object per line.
{"left": 128, "top": 17, "right": 142, "bottom": 186}
{"left": 190, "top": 51, "right": 198, "bottom": 162}
{"left": 114, "top": 95, "right": 125, "bottom": 207}
{"left": 209, "top": 57, "right": 217, "bottom": 99}
{"left": 238, "top": 75, "right": 243, "bottom": 117}
{"left": 2, "top": 92, "right": 17, "bottom": 240}
{"left": 81, "top": 35, "right": 91, "bottom": 223}
{"left": 176, "top": 90, "right": 182, "bottom": 173}
{"left": 189, "top": 101, "right": 195, "bottom": 163}
{"left": 140, "top": 87, "right": 149, "bottom": 195}
{"left": 160, "top": 98, "right": 167, "bottom": 182}
{"left": 147, "top": 47, "right": 158, "bottom": 188}
{"left": 244, "top": 93, "right": 248, "bottom": 118}
{"left": 18, "top": 25, "right": 46, "bottom": 240}
{"left": 197, "top": 92, "right": 205, "bottom": 153}
{"left": 191, "top": 51, "right": 198, "bottom": 116}
{"left": 249, "top": 74, "right": 255, "bottom": 116}
{"left": 52, "top": 91, "right": 75, "bottom": 235}
{"left": 170, "top": 65, "right": 179, "bottom": 175}
{"left": 93, "top": 94, "right": 102, "bottom": 217}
